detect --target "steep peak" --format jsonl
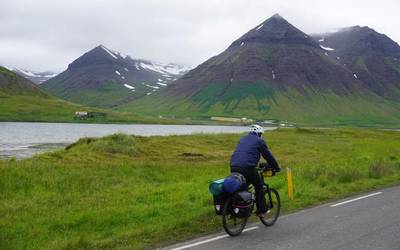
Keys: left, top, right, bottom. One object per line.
{"left": 96, "top": 45, "right": 120, "bottom": 59}
{"left": 252, "top": 13, "right": 291, "bottom": 32}
{"left": 316, "top": 25, "right": 400, "bottom": 57}
{"left": 68, "top": 45, "right": 121, "bottom": 70}
{"left": 264, "top": 13, "right": 287, "bottom": 23}
{"left": 229, "top": 14, "right": 319, "bottom": 48}
{"left": 271, "top": 13, "right": 283, "bottom": 19}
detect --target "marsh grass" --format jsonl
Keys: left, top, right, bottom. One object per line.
{"left": 1, "top": 129, "right": 400, "bottom": 249}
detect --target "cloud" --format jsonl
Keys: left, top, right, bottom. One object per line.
{"left": 0, "top": 0, "right": 399, "bottom": 72}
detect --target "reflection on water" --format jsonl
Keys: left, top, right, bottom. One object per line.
{"left": 0, "top": 143, "right": 68, "bottom": 159}
{"left": 0, "top": 122, "right": 276, "bottom": 159}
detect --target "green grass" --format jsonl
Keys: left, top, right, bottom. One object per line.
{"left": 1, "top": 128, "right": 400, "bottom": 249}
{"left": 191, "top": 82, "right": 275, "bottom": 114}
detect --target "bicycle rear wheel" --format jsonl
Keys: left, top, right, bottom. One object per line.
{"left": 222, "top": 196, "right": 248, "bottom": 236}
{"left": 260, "top": 187, "right": 280, "bottom": 226}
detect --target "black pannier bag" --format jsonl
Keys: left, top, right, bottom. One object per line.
{"left": 232, "top": 191, "right": 253, "bottom": 217}
{"left": 213, "top": 192, "right": 229, "bottom": 215}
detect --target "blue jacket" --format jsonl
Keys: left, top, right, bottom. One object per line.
{"left": 230, "top": 133, "right": 279, "bottom": 169}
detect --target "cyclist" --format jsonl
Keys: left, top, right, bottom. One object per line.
{"left": 230, "top": 124, "right": 280, "bottom": 217}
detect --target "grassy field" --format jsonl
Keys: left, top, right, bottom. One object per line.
{"left": 1, "top": 128, "right": 400, "bottom": 249}
{"left": 0, "top": 92, "right": 147, "bottom": 123}
{"left": 0, "top": 92, "right": 229, "bottom": 125}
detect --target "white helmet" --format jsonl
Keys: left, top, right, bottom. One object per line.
{"left": 249, "top": 124, "right": 264, "bottom": 134}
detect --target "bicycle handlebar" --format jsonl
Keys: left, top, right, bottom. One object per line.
{"left": 257, "top": 162, "right": 281, "bottom": 176}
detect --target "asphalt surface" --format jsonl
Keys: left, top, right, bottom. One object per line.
{"left": 164, "top": 185, "right": 400, "bottom": 250}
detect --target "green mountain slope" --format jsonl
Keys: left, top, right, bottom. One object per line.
{"left": 118, "top": 85, "right": 400, "bottom": 126}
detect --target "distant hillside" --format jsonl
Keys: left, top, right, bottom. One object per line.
{"left": 119, "top": 14, "right": 400, "bottom": 126}
{"left": 0, "top": 66, "right": 157, "bottom": 123}
{"left": 42, "top": 45, "right": 190, "bottom": 108}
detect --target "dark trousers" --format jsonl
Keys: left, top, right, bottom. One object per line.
{"left": 231, "top": 166, "right": 267, "bottom": 213}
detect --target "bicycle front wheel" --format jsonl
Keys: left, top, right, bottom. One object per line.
{"left": 260, "top": 187, "right": 281, "bottom": 226}
{"left": 222, "top": 196, "right": 248, "bottom": 236}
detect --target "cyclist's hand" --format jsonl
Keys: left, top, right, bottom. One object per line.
{"left": 259, "top": 162, "right": 269, "bottom": 170}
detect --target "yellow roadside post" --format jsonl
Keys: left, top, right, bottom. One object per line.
{"left": 287, "top": 167, "right": 294, "bottom": 200}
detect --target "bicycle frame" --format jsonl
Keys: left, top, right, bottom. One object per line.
{"left": 246, "top": 172, "right": 274, "bottom": 213}
{"left": 260, "top": 169, "right": 275, "bottom": 210}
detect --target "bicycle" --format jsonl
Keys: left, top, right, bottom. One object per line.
{"left": 221, "top": 165, "right": 281, "bottom": 236}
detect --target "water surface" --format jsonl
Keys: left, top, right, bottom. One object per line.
{"left": 0, "top": 122, "right": 276, "bottom": 159}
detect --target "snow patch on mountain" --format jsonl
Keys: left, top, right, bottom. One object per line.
{"left": 144, "top": 83, "right": 159, "bottom": 89}
{"left": 101, "top": 45, "right": 118, "bottom": 59}
{"left": 139, "top": 62, "right": 189, "bottom": 76}
{"left": 320, "top": 45, "right": 335, "bottom": 51}
{"left": 3, "top": 65, "right": 58, "bottom": 84}
{"left": 124, "top": 84, "right": 135, "bottom": 90}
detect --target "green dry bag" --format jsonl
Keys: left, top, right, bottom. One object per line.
{"left": 209, "top": 178, "right": 225, "bottom": 196}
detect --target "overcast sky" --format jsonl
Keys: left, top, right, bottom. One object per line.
{"left": 0, "top": 0, "right": 399, "bottom": 72}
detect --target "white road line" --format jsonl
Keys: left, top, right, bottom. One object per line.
{"left": 330, "top": 192, "right": 383, "bottom": 207}
{"left": 170, "top": 226, "right": 259, "bottom": 250}
{"left": 243, "top": 226, "right": 259, "bottom": 232}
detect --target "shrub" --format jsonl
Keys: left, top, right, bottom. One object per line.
{"left": 92, "top": 134, "right": 140, "bottom": 156}
{"left": 368, "top": 160, "right": 395, "bottom": 179}
{"left": 66, "top": 134, "right": 140, "bottom": 156}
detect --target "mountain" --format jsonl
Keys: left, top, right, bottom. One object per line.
{"left": 42, "top": 45, "right": 190, "bottom": 108}
{"left": 119, "top": 14, "right": 400, "bottom": 126}
{"left": 311, "top": 26, "right": 400, "bottom": 97}
{"left": 2, "top": 66, "right": 58, "bottom": 84}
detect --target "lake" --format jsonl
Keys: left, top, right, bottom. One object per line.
{"left": 0, "top": 122, "right": 276, "bottom": 159}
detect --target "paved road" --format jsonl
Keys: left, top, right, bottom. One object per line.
{"left": 164, "top": 186, "right": 400, "bottom": 250}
